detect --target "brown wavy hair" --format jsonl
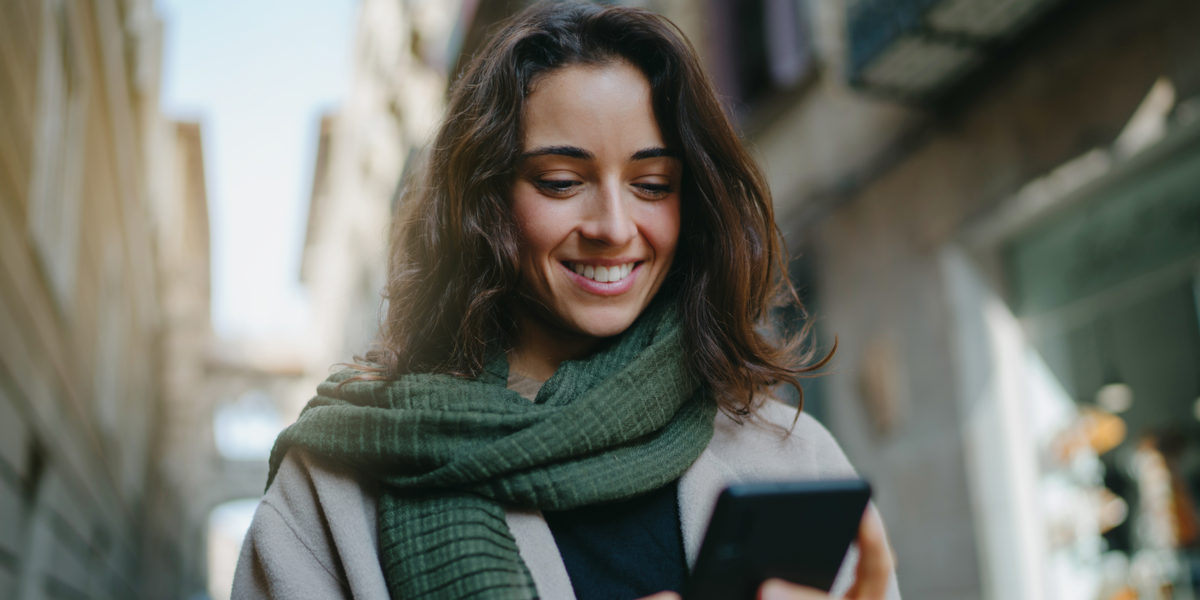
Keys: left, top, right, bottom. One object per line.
{"left": 358, "top": 1, "right": 832, "bottom": 418}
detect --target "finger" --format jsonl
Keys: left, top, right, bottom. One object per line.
{"left": 758, "top": 578, "right": 827, "bottom": 600}
{"left": 847, "top": 505, "right": 893, "bottom": 599}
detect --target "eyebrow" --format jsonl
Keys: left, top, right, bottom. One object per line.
{"left": 519, "top": 145, "right": 680, "bottom": 162}
{"left": 520, "top": 145, "right": 594, "bottom": 161}
{"left": 630, "top": 147, "right": 679, "bottom": 160}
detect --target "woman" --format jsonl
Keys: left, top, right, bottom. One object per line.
{"left": 233, "top": 3, "right": 900, "bottom": 599}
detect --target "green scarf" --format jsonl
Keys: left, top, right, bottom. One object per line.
{"left": 266, "top": 303, "right": 717, "bottom": 599}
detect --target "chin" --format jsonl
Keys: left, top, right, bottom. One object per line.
{"left": 570, "top": 312, "right": 639, "bottom": 339}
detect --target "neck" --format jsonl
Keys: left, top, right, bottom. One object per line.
{"left": 508, "top": 307, "right": 601, "bottom": 382}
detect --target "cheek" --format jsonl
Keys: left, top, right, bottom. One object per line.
{"left": 641, "top": 198, "right": 682, "bottom": 259}
{"left": 511, "top": 187, "right": 571, "bottom": 266}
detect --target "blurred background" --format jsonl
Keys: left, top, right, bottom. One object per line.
{"left": 0, "top": 0, "right": 1198, "bottom": 598}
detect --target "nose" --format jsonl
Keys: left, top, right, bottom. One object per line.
{"left": 579, "top": 180, "right": 637, "bottom": 247}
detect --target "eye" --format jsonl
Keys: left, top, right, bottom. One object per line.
{"left": 633, "top": 182, "right": 674, "bottom": 199}
{"left": 535, "top": 179, "right": 582, "bottom": 196}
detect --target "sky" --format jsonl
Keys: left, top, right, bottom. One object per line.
{"left": 156, "top": 0, "right": 357, "bottom": 340}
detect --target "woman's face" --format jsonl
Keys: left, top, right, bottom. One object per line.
{"left": 511, "top": 61, "right": 682, "bottom": 344}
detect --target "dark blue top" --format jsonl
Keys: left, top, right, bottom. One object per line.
{"left": 543, "top": 479, "right": 688, "bottom": 600}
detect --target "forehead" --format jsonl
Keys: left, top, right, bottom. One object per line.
{"left": 522, "top": 62, "right": 664, "bottom": 153}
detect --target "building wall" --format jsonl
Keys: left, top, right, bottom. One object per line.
{"left": 797, "top": 1, "right": 1200, "bottom": 598}
{"left": 0, "top": 0, "right": 213, "bottom": 598}
{"left": 140, "top": 119, "right": 221, "bottom": 599}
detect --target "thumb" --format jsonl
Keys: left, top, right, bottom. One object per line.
{"left": 846, "top": 506, "right": 893, "bottom": 599}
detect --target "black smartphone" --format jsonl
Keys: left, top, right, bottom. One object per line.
{"left": 683, "top": 479, "right": 872, "bottom": 600}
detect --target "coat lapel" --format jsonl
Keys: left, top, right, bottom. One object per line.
{"left": 677, "top": 443, "right": 742, "bottom": 569}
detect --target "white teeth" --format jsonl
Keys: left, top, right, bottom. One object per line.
{"left": 568, "top": 261, "right": 637, "bottom": 283}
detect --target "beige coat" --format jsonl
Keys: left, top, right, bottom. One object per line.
{"left": 232, "top": 399, "right": 902, "bottom": 599}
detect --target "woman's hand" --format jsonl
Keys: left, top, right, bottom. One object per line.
{"left": 640, "top": 506, "right": 893, "bottom": 600}
{"left": 757, "top": 506, "right": 893, "bottom": 600}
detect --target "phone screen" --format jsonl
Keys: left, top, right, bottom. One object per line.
{"left": 684, "top": 479, "right": 871, "bottom": 600}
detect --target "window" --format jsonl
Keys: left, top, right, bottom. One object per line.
{"left": 707, "top": 0, "right": 816, "bottom": 122}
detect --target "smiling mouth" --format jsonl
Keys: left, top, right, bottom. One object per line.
{"left": 564, "top": 261, "right": 640, "bottom": 283}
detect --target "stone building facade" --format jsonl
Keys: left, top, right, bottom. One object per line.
{"left": 0, "top": 0, "right": 221, "bottom": 598}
